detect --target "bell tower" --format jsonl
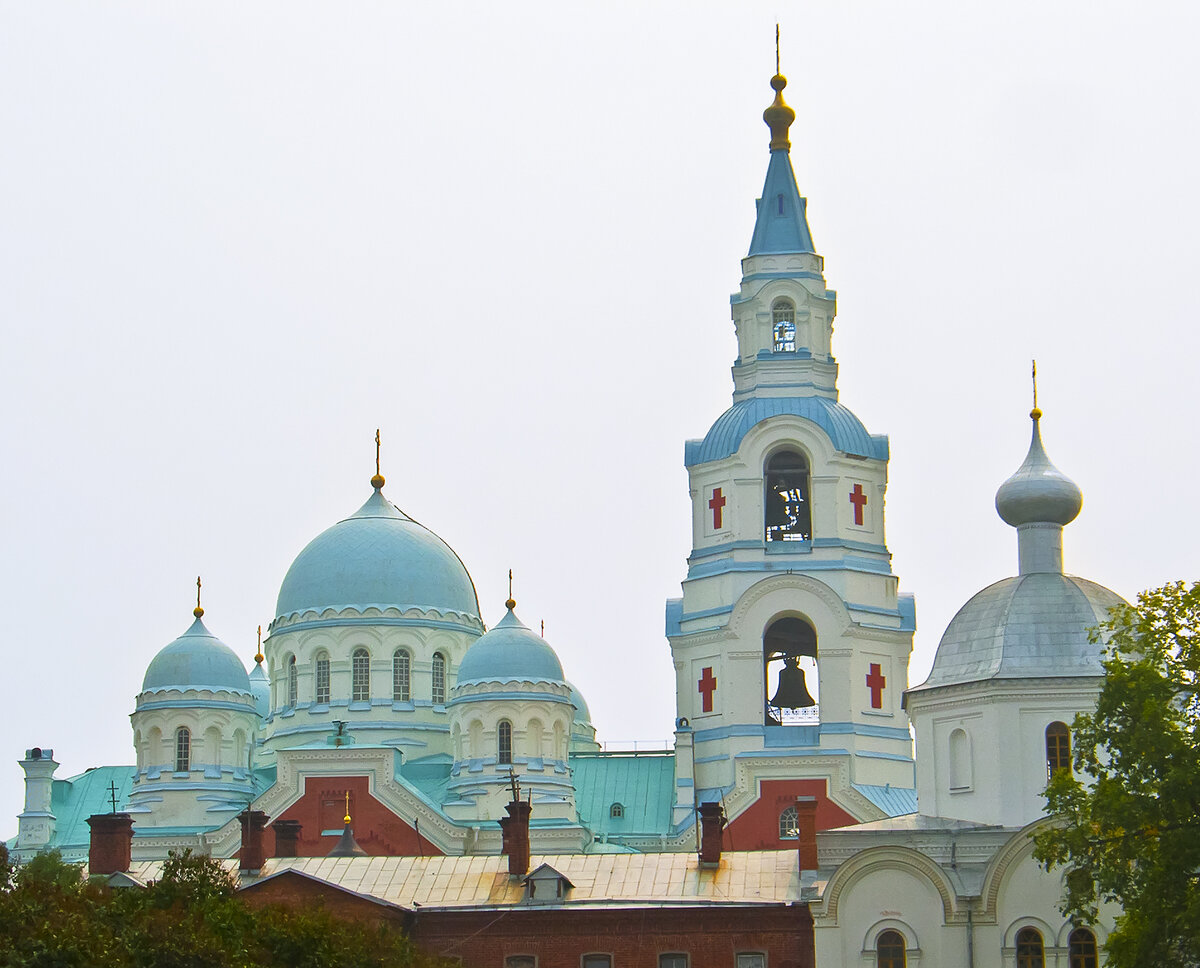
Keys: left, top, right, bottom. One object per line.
{"left": 667, "top": 54, "right": 916, "bottom": 836}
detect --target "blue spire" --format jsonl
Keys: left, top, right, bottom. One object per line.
{"left": 747, "top": 70, "right": 815, "bottom": 257}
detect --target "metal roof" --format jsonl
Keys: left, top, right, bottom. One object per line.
{"left": 118, "top": 850, "right": 804, "bottom": 908}
{"left": 571, "top": 751, "right": 676, "bottom": 837}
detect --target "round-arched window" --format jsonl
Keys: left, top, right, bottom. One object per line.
{"left": 497, "top": 720, "right": 513, "bottom": 765}
{"left": 352, "top": 648, "right": 370, "bottom": 702}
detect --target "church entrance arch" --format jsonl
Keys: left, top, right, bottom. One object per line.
{"left": 763, "top": 616, "right": 819, "bottom": 725}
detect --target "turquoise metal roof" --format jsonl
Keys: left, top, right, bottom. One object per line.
{"left": 249, "top": 660, "right": 270, "bottom": 717}
{"left": 40, "top": 766, "right": 136, "bottom": 853}
{"left": 747, "top": 149, "right": 815, "bottom": 256}
{"left": 276, "top": 488, "right": 480, "bottom": 621}
{"left": 571, "top": 751, "right": 675, "bottom": 837}
{"left": 141, "top": 617, "right": 252, "bottom": 694}
{"left": 685, "top": 396, "right": 889, "bottom": 467}
{"left": 455, "top": 608, "right": 567, "bottom": 687}
{"left": 567, "top": 681, "right": 592, "bottom": 725}
{"left": 852, "top": 783, "right": 918, "bottom": 818}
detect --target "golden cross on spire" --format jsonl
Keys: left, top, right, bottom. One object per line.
{"left": 194, "top": 576, "right": 204, "bottom": 618}
{"left": 776, "top": 23, "right": 780, "bottom": 75}
{"left": 506, "top": 569, "right": 516, "bottom": 610}
{"left": 344, "top": 791, "right": 351, "bottom": 825}
{"left": 1031, "top": 359, "right": 1042, "bottom": 420}
{"left": 371, "top": 428, "right": 385, "bottom": 490}
{"left": 255, "top": 625, "right": 264, "bottom": 664}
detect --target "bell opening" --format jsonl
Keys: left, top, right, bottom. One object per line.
{"left": 764, "top": 617, "right": 820, "bottom": 725}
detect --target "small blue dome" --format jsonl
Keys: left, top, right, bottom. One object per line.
{"left": 142, "top": 617, "right": 252, "bottom": 694}
{"left": 456, "top": 607, "right": 566, "bottom": 686}
{"left": 567, "top": 681, "right": 592, "bottom": 724}
{"left": 276, "top": 489, "right": 480, "bottom": 620}
{"left": 248, "top": 660, "right": 270, "bottom": 718}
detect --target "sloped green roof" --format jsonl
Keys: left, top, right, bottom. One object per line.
{"left": 570, "top": 751, "right": 675, "bottom": 837}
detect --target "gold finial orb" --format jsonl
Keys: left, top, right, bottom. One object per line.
{"left": 764, "top": 71, "right": 795, "bottom": 151}
{"left": 505, "top": 598, "right": 517, "bottom": 611}
{"left": 371, "top": 472, "right": 385, "bottom": 490}
{"left": 1031, "top": 407, "right": 1043, "bottom": 421}
{"left": 193, "top": 606, "right": 204, "bottom": 618}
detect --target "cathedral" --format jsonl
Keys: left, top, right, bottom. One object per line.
{"left": 9, "top": 59, "right": 1122, "bottom": 968}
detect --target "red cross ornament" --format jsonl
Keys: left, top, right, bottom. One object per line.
{"left": 708, "top": 488, "right": 727, "bottom": 530}
{"left": 866, "top": 663, "right": 886, "bottom": 709}
{"left": 698, "top": 666, "right": 717, "bottom": 713}
{"left": 849, "top": 483, "right": 868, "bottom": 526}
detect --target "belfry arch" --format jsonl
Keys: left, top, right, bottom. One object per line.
{"left": 764, "top": 450, "right": 812, "bottom": 542}
{"left": 764, "top": 616, "right": 819, "bottom": 725}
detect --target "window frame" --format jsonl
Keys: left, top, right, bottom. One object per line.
{"left": 771, "top": 299, "right": 796, "bottom": 353}
{"left": 315, "top": 651, "right": 330, "bottom": 705}
{"left": 1046, "top": 721, "right": 1071, "bottom": 779}
{"left": 610, "top": 802, "right": 625, "bottom": 819}
{"left": 504, "top": 957, "right": 537, "bottom": 968}
{"left": 431, "top": 651, "right": 446, "bottom": 705}
{"left": 287, "top": 654, "right": 298, "bottom": 708}
{"left": 581, "top": 955, "right": 612, "bottom": 968}
{"left": 351, "top": 648, "right": 371, "bottom": 703}
{"left": 736, "top": 953, "right": 766, "bottom": 968}
{"left": 174, "top": 727, "right": 191, "bottom": 773}
{"left": 779, "top": 803, "right": 799, "bottom": 840}
{"left": 876, "top": 930, "right": 906, "bottom": 968}
{"left": 1015, "top": 926, "right": 1045, "bottom": 968}
{"left": 393, "top": 648, "right": 411, "bottom": 702}
{"left": 1068, "top": 927, "right": 1098, "bottom": 968}
{"left": 498, "top": 719, "right": 513, "bottom": 765}
{"left": 658, "top": 954, "right": 688, "bottom": 968}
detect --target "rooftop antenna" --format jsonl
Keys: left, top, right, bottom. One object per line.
{"left": 371, "top": 428, "right": 385, "bottom": 490}
{"left": 507, "top": 766, "right": 521, "bottom": 802}
{"left": 254, "top": 625, "right": 264, "bottom": 665}
{"left": 107, "top": 780, "right": 120, "bottom": 814}
{"left": 194, "top": 576, "right": 204, "bottom": 618}
{"left": 1031, "top": 359, "right": 1041, "bottom": 420}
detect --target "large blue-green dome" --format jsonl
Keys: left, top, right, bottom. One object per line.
{"left": 456, "top": 607, "right": 566, "bottom": 686}
{"left": 142, "top": 617, "right": 252, "bottom": 694}
{"left": 275, "top": 488, "right": 480, "bottom": 621}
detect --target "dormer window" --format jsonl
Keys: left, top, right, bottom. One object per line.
{"left": 772, "top": 299, "right": 796, "bottom": 352}
{"left": 524, "top": 863, "right": 574, "bottom": 904}
{"left": 610, "top": 802, "right": 624, "bottom": 819}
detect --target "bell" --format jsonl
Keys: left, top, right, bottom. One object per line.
{"left": 770, "top": 658, "right": 816, "bottom": 709}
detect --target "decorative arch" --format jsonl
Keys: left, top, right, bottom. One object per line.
{"left": 949, "top": 727, "right": 972, "bottom": 791}
{"left": 822, "top": 845, "right": 957, "bottom": 924}
{"left": 771, "top": 297, "right": 796, "bottom": 353}
{"left": 1002, "top": 916, "right": 1056, "bottom": 949}
{"left": 764, "top": 449, "right": 811, "bottom": 542}
{"left": 204, "top": 726, "right": 222, "bottom": 770}
{"left": 861, "top": 919, "right": 920, "bottom": 967}
{"left": 980, "top": 818, "right": 1055, "bottom": 921}
{"left": 527, "top": 718, "right": 544, "bottom": 758}
{"left": 763, "top": 615, "right": 819, "bottom": 725}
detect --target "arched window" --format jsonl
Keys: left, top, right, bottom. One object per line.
{"left": 431, "top": 651, "right": 446, "bottom": 704}
{"left": 764, "top": 616, "right": 819, "bottom": 725}
{"left": 175, "top": 727, "right": 191, "bottom": 772}
{"left": 779, "top": 804, "right": 799, "bottom": 839}
{"left": 1016, "top": 927, "right": 1045, "bottom": 968}
{"left": 610, "top": 802, "right": 624, "bottom": 819}
{"left": 1068, "top": 928, "right": 1098, "bottom": 968}
{"left": 392, "top": 649, "right": 411, "bottom": 702}
{"left": 527, "top": 718, "right": 543, "bottom": 758}
{"left": 876, "top": 930, "right": 905, "bottom": 968}
{"left": 949, "top": 728, "right": 972, "bottom": 791}
{"left": 352, "top": 648, "right": 370, "bottom": 702}
{"left": 497, "top": 720, "right": 513, "bottom": 765}
{"left": 772, "top": 299, "right": 796, "bottom": 352}
{"left": 204, "top": 726, "right": 222, "bottom": 770}
{"left": 314, "top": 652, "right": 330, "bottom": 705}
{"left": 287, "top": 655, "right": 298, "bottom": 708}
{"left": 765, "top": 450, "right": 811, "bottom": 542}
{"left": 1046, "top": 721, "right": 1071, "bottom": 779}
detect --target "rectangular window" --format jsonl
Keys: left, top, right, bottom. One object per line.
{"left": 505, "top": 957, "right": 536, "bottom": 968}
{"left": 660, "top": 955, "right": 688, "bottom": 968}
{"left": 582, "top": 956, "right": 612, "bottom": 968}
{"left": 315, "top": 657, "right": 330, "bottom": 705}
{"left": 736, "top": 955, "right": 765, "bottom": 968}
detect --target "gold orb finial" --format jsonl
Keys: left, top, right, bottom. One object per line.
{"left": 193, "top": 575, "right": 204, "bottom": 618}
{"left": 371, "top": 428, "right": 385, "bottom": 490}
{"left": 254, "top": 625, "right": 264, "bottom": 664}
{"left": 764, "top": 25, "right": 795, "bottom": 151}
{"left": 344, "top": 791, "right": 352, "bottom": 825}
{"left": 506, "top": 569, "right": 516, "bottom": 610}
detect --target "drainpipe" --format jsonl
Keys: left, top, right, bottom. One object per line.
{"left": 966, "top": 902, "right": 975, "bottom": 968}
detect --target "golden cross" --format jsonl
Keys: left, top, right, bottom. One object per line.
{"left": 1032, "top": 359, "right": 1038, "bottom": 411}
{"left": 196, "top": 576, "right": 202, "bottom": 609}
{"left": 775, "top": 23, "right": 780, "bottom": 75}
{"left": 375, "top": 428, "right": 381, "bottom": 477}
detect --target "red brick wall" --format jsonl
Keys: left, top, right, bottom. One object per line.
{"left": 241, "top": 870, "right": 408, "bottom": 926}
{"left": 270, "top": 775, "right": 443, "bottom": 857}
{"left": 723, "top": 779, "right": 858, "bottom": 852}
{"left": 413, "top": 904, "right": 814, "bottom": 968}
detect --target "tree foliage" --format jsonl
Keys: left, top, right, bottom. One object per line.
{"left": 1034, "top": 580, "right": 1200, "bottom": 968}
{"left": 0, "top": 847, "right": 450, "bottom": 968}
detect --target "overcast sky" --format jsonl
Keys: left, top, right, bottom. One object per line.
{"left": 3, "top": 2, "right": 1198, "bottom": 831}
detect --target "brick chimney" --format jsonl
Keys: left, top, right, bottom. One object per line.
{"left": 499, "top": 799, "right": 532, "bottom": 877}
{"left": 272, "top": 819, "right": 302, "bottom": 858}
{"left": 86, "top": 813, "right": 134, "bottom": 875}
{"left": 238, "top": 810, "right": 269, "bottom": 871}
{"left": 697, "top": 801, "right": 726, "bottom": 867}
{"left": 795, "top": 796, "right": 818, "bottom": 871}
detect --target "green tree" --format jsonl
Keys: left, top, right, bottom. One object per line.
{"left": 1034, "top": 580, "right": 1200, "bottom": 968}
